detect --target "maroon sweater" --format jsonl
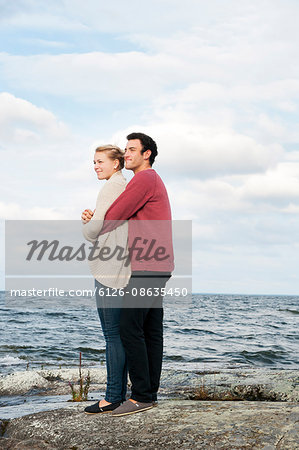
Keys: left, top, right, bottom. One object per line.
{"left": 102, "top": 169, "right": 174, "bottom": 272}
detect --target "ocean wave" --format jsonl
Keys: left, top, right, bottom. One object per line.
{"left": 279, "top": 308, "right": 299, "bottom": 315}
{"left": 231, "top": 349, "right": 288, "bottom": 366}
{"left": 173, "top": 328, "right": 220, "bottom": 336}
{"left": 164, "top": 355, "right": 185, "bottom": 361}
{"left": 76, "top": 347, "right": 106, "bottom": 355}
{"left": 0, "top": 355, "right": 24, "bottom": 366}
{"left": 1, "top": 294, "right": 299, "bottom": 371}
{"left": 1, "top": 345, "right": 34, "bottom": 351}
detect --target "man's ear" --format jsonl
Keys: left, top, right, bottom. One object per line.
{"left": 143, "top": 149, "right": 151, "bottom": 161}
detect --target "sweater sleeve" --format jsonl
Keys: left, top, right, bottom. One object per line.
{"left": 100, "top": 171, "right": 154, "bottom": 234}
{"left": 82, "top": 180, "right": 125, "bottom": 242}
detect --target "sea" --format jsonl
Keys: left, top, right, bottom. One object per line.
{"left": 1, "top": 291, "right": 298, "bottom": 375}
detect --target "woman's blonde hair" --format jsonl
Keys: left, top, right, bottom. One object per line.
{"left": 95, "top": 145, "right": 124, "bottom": 170}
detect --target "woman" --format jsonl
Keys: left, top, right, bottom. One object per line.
{"left": 81, "top": 145, "right": 131, "bottom": 414}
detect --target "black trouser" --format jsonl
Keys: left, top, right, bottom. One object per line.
{"left": 120, "top": 271, "right": 171, "bottom": 403}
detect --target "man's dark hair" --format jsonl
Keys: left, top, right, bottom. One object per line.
{"left": 127, "top": 132, "right": 158, "bottom": 166}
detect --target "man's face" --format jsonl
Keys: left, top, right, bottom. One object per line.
{"left": 124, "top": 139, "right": 150, "bottom": 172}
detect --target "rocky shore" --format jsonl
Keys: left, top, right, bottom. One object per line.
{"left": 1, "top": 367, "right": 298, "bottom": 401}
{"left": 0, "top": 400, "right": 298, "bottom": 449}
{"left": 1, "top": 368, "right": 299, "bottom": 449}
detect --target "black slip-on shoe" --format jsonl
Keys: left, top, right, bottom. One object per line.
{"left": 84, "top": 401, "right": 121, "bottom": 414}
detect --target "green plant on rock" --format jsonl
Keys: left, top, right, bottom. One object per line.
{"left": 69, "top": 352, "right": 90, "bottom": 402}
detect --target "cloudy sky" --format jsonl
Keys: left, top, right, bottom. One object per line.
{"left": 1, "top": 0, "right": 299, "bottom": 294}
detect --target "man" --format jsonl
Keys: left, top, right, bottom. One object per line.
{"left": 100, "top": 132, "right": 174, "bottom": 416}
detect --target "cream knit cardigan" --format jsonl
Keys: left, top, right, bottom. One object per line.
{"left": 82, "top": 170, "right": 131, "bottom": 288}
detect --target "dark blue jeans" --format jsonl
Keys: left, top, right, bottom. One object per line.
{"left": 95, "top": 280, "right": 127, "bottom": 403}
{"left": 120, "top": 271, "right": 171, "bottom": 403}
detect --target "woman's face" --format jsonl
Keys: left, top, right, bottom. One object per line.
{"left": 93, "top": 151, "right": 117, "bottom": 180}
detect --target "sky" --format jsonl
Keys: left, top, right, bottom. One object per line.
{"left": 1, "top": 0, "right": 299, "bottom": 294}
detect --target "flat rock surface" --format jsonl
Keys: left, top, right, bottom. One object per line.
{"left": 1, "top": 400, "right": 299, "bottom": 449}
{"left": 1, "top": 368, "right": 298, "bottom": 401}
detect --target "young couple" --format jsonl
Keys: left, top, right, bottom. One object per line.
{"left": 81, "top": 132, "right": 174, "bottom": 417}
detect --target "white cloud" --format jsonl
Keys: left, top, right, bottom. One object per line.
{"left": 155, "top": 123, "right": 282, "bottom": 178}
{"left": 0, "top": 0, "right": 87, "bottom": 30}
{"left": 167, "top": 161, "right": 299, "bottom": 220}
{"left": 241, "top": 164, "right": 299, "bottom": 206}
{"left": 0, "top": 0, "right": 251, "bottom": 34}
{"left": 0, "top": 52, "right": 183, "bottom": 102}
{"left": 1, "top": 0, "right": 299, "bottom": 293}
{"left": 156, "top": 80, "right": 299, "bottom": 111}
{"left": 109, "top": 120, "right": 283, "bottom": 179}
{"left": 257, "top": 114, "right": 286, "bottom": 139}
{"left": 0, "top": 93, "right": 99, "bottom": 219}
{"left": 0, "top": 92, "right": 69, "bottom": 143}
{"left": 23, "top": 38, "right": 71, "bottom": 49}
{"left": 282, "top": 204, "right": 299, "bottom": 214}
{"left": 0, "top": 202, "right": 66, "bottom": 220}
